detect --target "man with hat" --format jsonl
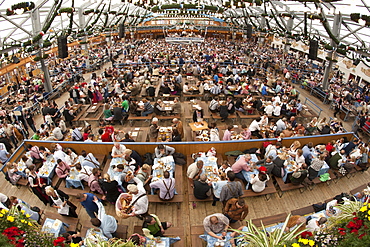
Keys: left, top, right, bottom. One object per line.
{"left": 127, "top": 176, "right": 149, "bottom": 219}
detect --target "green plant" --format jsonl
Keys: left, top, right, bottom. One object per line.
{"left": 33, "top": 56, "right": 42, "bottom": 61}
{"left": 85, "top": 238, "right": 136, "bottom": 247}
{"left": 324, "top": 44, "right": 333, "bottom": 50}
{"left": 42, "top": 54, "right": 49, "bottom": 59}
{"left": 0, "top": 234, "right": 14, "bottom": 247}
{"left": 59, "top": 7, "right": 74, "bottom": 14}
{"left": 232, "top": 214, "right": 306, "bottom": 246}
{"left": 350, "top": 13, "right": 361, "bottom": 23}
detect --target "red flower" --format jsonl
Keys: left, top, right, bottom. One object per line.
{"left": 353, "top": 217, "right": 358, "bottom": 220}
{"left": 359, "top": 233, "right": 366, "bottom": 239}
{"left": 339, "top": 231, "right": 347, "bottom": 236}
{"left": 350, "top": 229, "right": 359, "bottom": 234}
{"left": 300, "top": 231, "right": 313, "bottom": 238}
{"left": 346, "top": 221, "right": 357, "bottom": 229}
{"left": 53, "top": 237, "right": 65, "bottom": 247}
{"left": 353, "top": 212, "right": 357, "bottom": 216}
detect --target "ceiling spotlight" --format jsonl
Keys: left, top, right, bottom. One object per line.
{"left": 358, "top": 19, "right": 366, "bottom": 26}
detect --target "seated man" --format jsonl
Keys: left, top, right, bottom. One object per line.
{"left": 80, "top": 150, "right": 100, "bottom": 168}
{"left": 219, "top": 171, "right": 243, "bottom": 205}
{"left": 231, "top": 154, "right": 253, "bottom": 183}
{"left": 203, "top": 213, "right": 229, "bottom": 240}
{"left": 187, "top": 160, "right": 203, "bottom": 187}
{"left": 9, "top": 196, "right": 40, "bottom": 222}
{"left": 75, "top": 163, "right": 93, "bottom": 183}
{"left": 149, "top": 171, "right": 175, "bottom": 201}
{"left": 194, "top": 174, "right": 212, "bottom": 199}
{"left": 142, "top": 214, "right": 172, "bottom": 239}
{"left": 55, "top": 159, "right": 71, "bottom": 179}
{"left": 154, "top": 144, "right": 175, "bottom": 158}
{"left": 223, "top": 198, "right": 249, "bottom": 224}
{"left": 91, "top": 196, "right": 117, "bottom": 239}
{"left": 111, "top": 142, "right": 127, "bottom": 158}
{"left": 306, "top": 217, "right": 327, "bottom": 232}
{"left": 88, "top": 168, "right": 106, "bottom": 200}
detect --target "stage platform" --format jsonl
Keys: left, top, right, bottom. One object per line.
{"left": 165, "top": 37, "right": 205, "bottom": 44}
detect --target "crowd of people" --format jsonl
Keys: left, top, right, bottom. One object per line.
{"left": 0, "top": 35, "right": 367, "bottom": 246}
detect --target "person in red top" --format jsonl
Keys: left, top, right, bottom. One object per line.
{"left": 101, "top": 126, "right": 114, "bottom": 142}
{"left": 326, "top": 140, "right": 335, "bottom": 152}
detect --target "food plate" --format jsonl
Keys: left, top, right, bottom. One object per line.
{"left": 151, "top": 177, "right": 159, "bottom": 182}
{"left": 205, "top": 166, "right": 213, "bottom": 172}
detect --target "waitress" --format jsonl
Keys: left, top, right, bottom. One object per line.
{"left": 45, "top": 186, "right": 78, "bottom": 218}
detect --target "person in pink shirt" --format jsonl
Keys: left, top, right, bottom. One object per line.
{"left": 88, "top": 168, "right": 106, "bottom": 200}
{"left": 222, "top": 125, "right": 234, "bottom": 141}
{"left": 231, "top": 154, "right": 253, "bottom": 183}
{"left": 55, "top": 159, "right": 71, "bottom": 178}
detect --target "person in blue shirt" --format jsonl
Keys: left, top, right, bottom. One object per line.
{"left": 76, "top": 193, "right": 101, "bottom": 218}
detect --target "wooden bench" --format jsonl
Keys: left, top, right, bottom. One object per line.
{"left": 128, "top": 113, "right": 153, "bottom": 126}
{"left": 16, "top": 177, "right": 32, "bottom": 192}
{"left": 41, "top": 210, "right": 80, "bottom": 229}
{"left": 147, "top": 195, "right": 183, "bottom": 209}
{"left": 306, "top": 172, "right": 333, "bottom": 190}
{"left": 116, "top": 224, "right": 128, "bottom": 240}
{"left": 211, "top": 113, "right": 237, "bottom": 123}
{"left": 190, "top": 225, "right": 206, "bottom": 247}
{"left": 291, "top": 205, "right": 315, "bottom": 216}
{"left": 52, "top": 175, "right": 62, "bottom": 189}
{"left": 71, "top": 105, "right": 89, "bottom": 126}
{"left": 184, "top": 94, "right": 203, "bottom": 101}
{"left": 241, "top": 179, "right": 276, "bottom": 201}
{"left": 252, "top": 212, "right": 288, "bottom": 227}
{"left": 274, "top": 177, "right": 306, "bottom": 198}
{"left": 157, "top": 115, "right": 181, "bottom": 122}
{"left": 102, "top": 158, "right": 112, "bottom": 176}
{"left": 236, "top": 112, "right": 261, "bottom": 121}
{"left": 58, "top": 180, "right": 91, "bottom": 197}
{"left": 354, "top": 163, "right": 370, "bottom": 173}
{"left": 350, "top": 183, "right": 369, "bottom": 195}
{"left": 94, "top": 154, "right": 107, "bottom": 169}
{"left": 329, "top": 168, "right": 357, "bottom": 184}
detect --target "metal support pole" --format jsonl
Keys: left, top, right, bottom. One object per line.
{"left": 31, "top": 8, "right": 52, "bottom": 92}
{"left": 322, "top": 13, "right": 341, "bottom": 90}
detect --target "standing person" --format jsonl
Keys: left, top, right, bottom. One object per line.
{"left": 101, "top": 174, "right": 121, "bottom": 204}
{"left": 172, "top": 118, "right": 184, "bottom": 139}
{"left": 219, "top": 171, "right": 243, "bottom": 206}
{"left": 149, "top": 118, "right": 159, "bottom": 142}
{"left": 24, "top": 109, "right": 36, "bottom": 133}
{"left": 91, "top": 196, "right": 117, "bottom": 239}
{"left": 76, "top": 193, "right": 100, "bottom": 218}
{"left": 45, "top": 186, "right": 77, "bottom": 218}
{"left": 142, "top": 214, "right": 172, "bottom": 239}
{"left": 27, "top": 165, "right": 49, "bottom": 205}
{"left": 223, "top": 198, "right": 249, "bottom": 225}
{"left": 127, "top": 176, "right": 149, "bottom": 219}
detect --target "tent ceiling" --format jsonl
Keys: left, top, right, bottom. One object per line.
{"left": 0, "top": 0, "right": 369, "bottom": 53}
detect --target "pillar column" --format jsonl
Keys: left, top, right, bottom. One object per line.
{"left": 322, "top": 13, "right": 341, "bottom": 90}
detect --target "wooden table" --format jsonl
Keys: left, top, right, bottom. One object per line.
{"left": 120, "top": 127, "right": 149, "bottom": 142}
{"left": 86, "top": 103, "right": 102, "bottom": 113}
{"left": 189, "top": 121, "right": 208, "bottom": 131}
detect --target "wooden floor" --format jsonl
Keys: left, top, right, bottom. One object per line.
{"left": 2, "top": 161, "right": 370, "bottom": 245}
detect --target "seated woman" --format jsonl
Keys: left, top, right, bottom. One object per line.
{"left": 250, "top": 167, "right": 269, "bottom": 193}
{"left": 6, "top": 163, "right": 21, "bottom": 185}
{"left": 101, "top": 174, "right": 121, "bottom": 204}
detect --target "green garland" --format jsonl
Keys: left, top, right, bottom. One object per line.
{"left": 6, "top": 1, "right": 35, "bottom": 16}
{"left": 58, "top": 7, "right": 74, "bottom": 13}
{"left": 85, "top": 4, "right": 105, "bottom": 31}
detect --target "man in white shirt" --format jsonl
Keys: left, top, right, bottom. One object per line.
{"left": 276, "top": 118, "right": 287, "bottom": 133}
{"left": 273, "top": 102, "right": 281, "bottom": 117}
{"left": 264, "top": 102, "right": 274, "bottom": 116}
{"left": 150, "top": 171, "right": 175, "bottom": 200}
{"left": 75, "top": 163, "right": 93, "bottom": 182}
{"left": 80, "top": 150, "right": 100, "bottom": 168}
{"left": 91, "top": 196, "right": 117, "bottom": 239}
{"left": 306, "top": 217, "right": 327, "bottom": 232}
{"left": 128, "top": 176, "right": 149, "bottom": 220}
{"left": 249, "top": 120, "right": 262, "bottom": 138}
{"left": 52, "top": 125, "right": 64, "bottom": 141}
{"left": 111, "top": 142, "right": 127, "bottom": 158}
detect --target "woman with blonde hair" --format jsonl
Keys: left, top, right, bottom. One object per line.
{"left": 101, "top": 173, "right": 120, "bottom": 204}
{"left": 288, "top": 140, "right": 301, "bottom": 158}
{"left": 136, "top": 164, "right": 152, "bottom": 185}
{"left": 45, "top": 186, "right": 77, "bottom": 217}
{"left": 6, "top": 163, "right": 21, "bottom": 185}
